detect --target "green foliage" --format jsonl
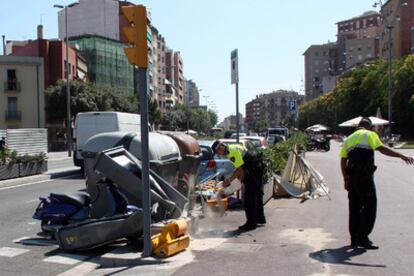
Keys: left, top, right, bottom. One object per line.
{"left": 263, "top": 131, "right": 308, "bottom": 175}
{"left": 46, "top": 80, "right": 138, "bottom": 123}
{"left": 160, "top": 104, "right": 218, "bottom": 132}
{"left": 0, "top": 150, "right": 47, "bottom": 166}
{"left": 299, "top": 55, "right": 414, "bottom": 137}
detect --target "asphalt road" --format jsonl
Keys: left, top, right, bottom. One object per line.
{"left": 0, "top": 142, "right": 413, "bottom": 275}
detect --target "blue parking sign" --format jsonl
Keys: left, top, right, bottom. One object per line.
{"left": 289, "top": 100, "right": 297, "bottom": 113}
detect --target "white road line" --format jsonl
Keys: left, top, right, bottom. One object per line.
{"left": 0, "top": 174, "right": 78, "bottom": 191}
{"left": 56, "top": 257, "right": 100, "bottom": 276}
{"left": 43, "top": 253, "right": 89, "bottom": 265}
{"left": 0, "top": 247, "right": 30, "bottom": 257}
{"left": 26, "top": 199, "right": 39, "bottom": 204}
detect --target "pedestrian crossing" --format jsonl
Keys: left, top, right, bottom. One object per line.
{"left": 0, "top": 246, "right": 30, "bottom": 258}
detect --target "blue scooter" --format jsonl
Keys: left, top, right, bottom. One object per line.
{"left": 33, "top": 179, "right": 135, "bottom": 236}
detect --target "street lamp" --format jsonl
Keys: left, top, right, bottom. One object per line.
{"left": 54, "top": 4, "right": 72, "bottom": 157}
{"left": 374, "top": 0, "right": 408, "bottom": 141}
{"left": 203, "top": 95, "right": 210, "bottom": 110}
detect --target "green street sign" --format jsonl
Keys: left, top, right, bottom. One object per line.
{"left": 231, "top": 49, "right": 238, "bottom": 59}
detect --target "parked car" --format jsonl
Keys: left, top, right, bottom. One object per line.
{"left": 243, "top": 136, "right": 268, "bottom": 149}
{"left": 266, "top": 134, "right": 286, "bottom": 146}
{"left": 212, "top": 138, "right": 255, "bottom": 152}
{"left": 197, "top": 140, "right": 235, "bottom": 183}
{"left": 230, "top": 132, "right": 247, "bottom": 139}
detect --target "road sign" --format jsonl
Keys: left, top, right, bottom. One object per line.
{"left": 289, "top": 100, "right": 297, "bottom": 113}
{"left": 231, "top": 49, "right": 238, "bottom": 84}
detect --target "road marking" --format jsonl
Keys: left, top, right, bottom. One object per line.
{"left": 14, "top": 236, "right": 58, "bottom": 247}
{"left": 56, "top": 258, "right": 100, "bottom": 276}
{"left": 43, "top": 253, "right": 89, "bottom": 265}
{"left": 0, "top": 247, "right": 30, "bottom": 257}
{"left": 0, "top": 174, "right": 78, "bottom": 191}
{"left": 26, "top": 199, "right": 39, "bottom": 204}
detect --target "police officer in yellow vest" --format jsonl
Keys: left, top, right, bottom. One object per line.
{"left": 216, "top": 142, "right": 266, "bottom": 231}
{"left": 340, "top": 117, "right": 413, "bottom": 249}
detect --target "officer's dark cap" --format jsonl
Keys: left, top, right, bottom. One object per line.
{"left": 358, "top": 117, "right": 372, "bottom": 128}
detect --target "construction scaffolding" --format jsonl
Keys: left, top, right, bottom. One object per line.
{"left": 70, "top": 35, "right": 134, "bottom": 95}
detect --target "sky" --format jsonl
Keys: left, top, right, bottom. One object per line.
{"left": 0, "top": 0, "right": 378, "bottom": 122}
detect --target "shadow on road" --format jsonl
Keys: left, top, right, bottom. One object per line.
{"left": 309, "top": 245, "right": 387, "bottom": 268}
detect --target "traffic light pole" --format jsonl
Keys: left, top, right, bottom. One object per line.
{"left": 138, "top": 67, "right": 151, "bottom": 257}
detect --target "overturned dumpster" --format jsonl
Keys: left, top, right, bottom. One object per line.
{"left": 82, "top": 131, "right": 183, "bottom": 218}
{"left": 52, "top": 145, "right": 188, "bottom": 252}
{"left": 162, "top": 132, "right": 202, "bottom": 206}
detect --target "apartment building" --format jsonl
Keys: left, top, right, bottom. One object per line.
{"left": 58, "top": 0, "right": 185, "bottom": 111}
{"left": 7, "top": 25, "right": 83, "bottom": 88}
{"left": 68, "top": 35, "right": 134, "bottom": 95}
{"left": 303, "top": 43, "right": 338, "bottom": 101}
{"left": 379, "top": 0, "right": 414, "bottom": 59}
{"left": 245, "top": 90, "right": 304, "bottom": 128}
{"left": 336, "top": 11, "right": 380, "bottom": 72}
{"left": 165, "top": 50, "right": 184, "bottom": 108}
{"left": 184, "top": 79, "right": 200, "bottom": 107}
{"left": 0, "top": 56, "right": 44, "bottom": 129}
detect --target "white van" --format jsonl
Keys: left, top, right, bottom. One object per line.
{"left": 73, "top": 112, "right": 141, "bottom": 168}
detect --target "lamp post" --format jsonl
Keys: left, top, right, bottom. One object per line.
{"left": 54, "top": 4, "right": 72, "bottom": 157}
{"left": 374, "top": 0, "right": 408, "bottom": 141}
{"left": 203, "top": 95, "right": 210, "bottom": 110}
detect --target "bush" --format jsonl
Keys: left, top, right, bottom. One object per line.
{"left": 0, "top": 149, "right": 47, "bottom": 165}
{"left": 263, "top": 131, "right": 308, "bottom": 175}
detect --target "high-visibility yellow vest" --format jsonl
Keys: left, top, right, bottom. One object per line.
{"left": 340, "top": 129, "right": 383, "bottom": 158}
{"left": 227, "top": 144, "right": 245, "bottom": 168}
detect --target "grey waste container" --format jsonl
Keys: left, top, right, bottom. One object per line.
{"left": 82, "top": 131, "right": 181, "bottom": 217}
{"left": 162, "top": 132, "right": 202, "bottom": 200}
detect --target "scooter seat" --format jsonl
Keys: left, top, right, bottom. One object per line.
{"left": 50, "top": 191, "right": 90, "bottom": 208}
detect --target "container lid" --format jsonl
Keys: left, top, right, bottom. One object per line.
{"left": 161, "top": 132, "right": 201, "bottom": 156}
{"left": 83, "top": 131, "right": 181, "bottom": 163}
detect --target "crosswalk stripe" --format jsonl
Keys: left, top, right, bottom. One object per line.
{"left": 0, "top": 247, "right": 30, "bottom": 257}
{"left": 43, "top": 253, "right": 89, "bottom": 265}
{"left": 56, "top": 257, "right": 100, "bottom": 276}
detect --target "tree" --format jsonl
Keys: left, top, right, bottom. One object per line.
{"left": 148, "top": 98, "right": 162, "bottom": 128}
{"left": 46, "top": 80, "right": 138, "bottom": 123}
{"left": 298, "top": 55, "right": 414, "bottom": 138}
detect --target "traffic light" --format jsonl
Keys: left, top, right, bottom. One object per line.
{"left": 121, "top": 5, "right": 148, "bottom": 68}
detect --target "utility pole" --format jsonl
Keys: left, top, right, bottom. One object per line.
{"left": 231, "top": 49, "right": 239, "bottom": 143}
{"left": 54, "top": 4, "right": 72, "bottom": 157}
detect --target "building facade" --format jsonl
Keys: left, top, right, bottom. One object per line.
{"left": 336, "top": 11, "right": 380, "bottom": 72}
{"left": 58, "top": 0, "right": 185, "bottom": 112}
{"left": 69, "top": 35, "right": 134, "bottom": 95}
{"left": 379, "top": 0, "right": 414, "bottom": 59}
{"left": 7, "top": 25, "right": 82, "bottom": 89}
{"left": 0, "top": 56, "right": 45, "bottom": 129}
{"left": 303, "top": 43, "right": 338, "bottom": 101}
{"left": 219, "top": 114, "right": 245, "bottom": 131}
{"left": 245, "top": 90, "right": 304, "bottom": 128}
{"left": 184, "top": 79, "right": 200, "bottom": 107}
{"left": 58, "top": 0, "right": 122, "bottom": 41}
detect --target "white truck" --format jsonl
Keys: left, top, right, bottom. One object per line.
{"left": 73, "top": 112, "right": 141, "bottom": 169}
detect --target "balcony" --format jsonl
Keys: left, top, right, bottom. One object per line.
{"left": 4, "top": 80, "right": 21, "bottom": 92}
{"left": 5, "top": 110, "right": 22, "bottom": 121}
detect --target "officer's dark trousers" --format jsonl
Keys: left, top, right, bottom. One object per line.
{"left": 243, "top": 173, "right": 265, "bottom": 226}
{"left": 348, "top": 171, "right": 377, "bottom": 243}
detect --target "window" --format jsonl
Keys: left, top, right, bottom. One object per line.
{"left": 7, "top": 69, "right": 17, "bottom": 90}
{"left": 7, "top": 97, "right": 18, "bottom": 119}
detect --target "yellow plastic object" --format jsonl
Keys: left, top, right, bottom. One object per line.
{"left": 151, "top": 219, "right": 190, "bottom": 258}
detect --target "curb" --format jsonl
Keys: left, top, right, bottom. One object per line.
{"left": 0, "top": 168, "right": 81, "bottom": 189}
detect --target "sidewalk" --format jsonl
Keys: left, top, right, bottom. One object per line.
{"left": 0, "top": 151, "right": 80, "bottom": 189}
